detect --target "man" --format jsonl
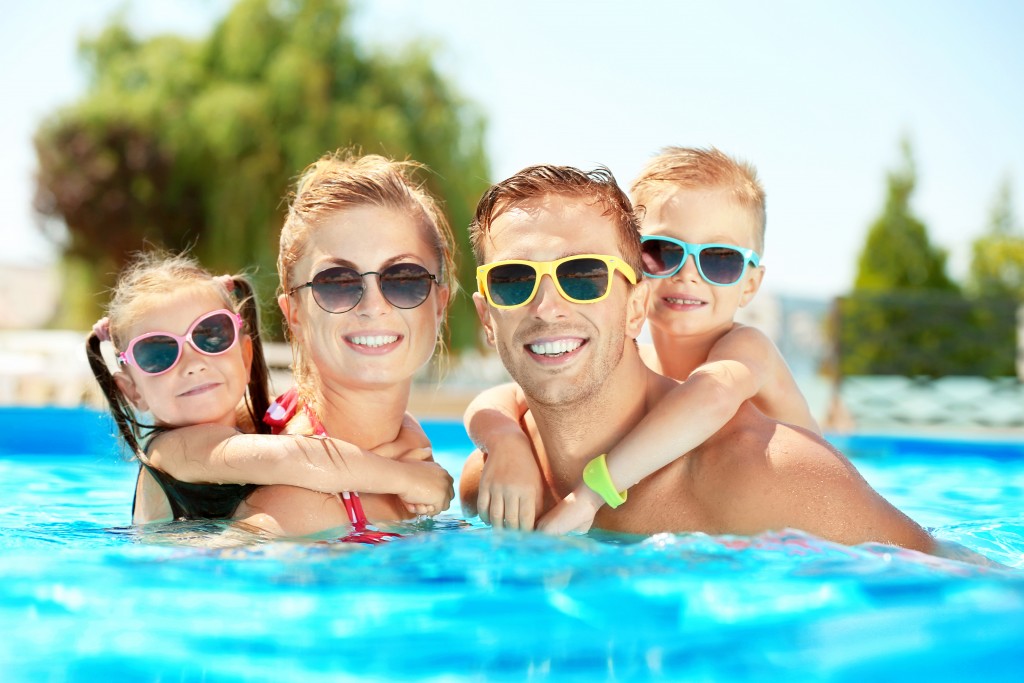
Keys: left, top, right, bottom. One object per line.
{"left": 460, "top": 164, "right": 934, "bottom": 553}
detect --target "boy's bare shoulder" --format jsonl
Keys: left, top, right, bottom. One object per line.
{"left": 706, "top": 324, "right": 789, "bottom": 375}
{"left": 712, "top": 323, "right": 777, "bottom": 352}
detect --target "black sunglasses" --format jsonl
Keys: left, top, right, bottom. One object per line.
{"left": 289, "top": 262, "right": 438, "bottom": 314}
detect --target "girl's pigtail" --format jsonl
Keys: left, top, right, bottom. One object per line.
{"left": 86, "top": 332, "right": 145, "bottom": 458}
{"left": 229, "top": 276, "right": 272, "bottom": 434}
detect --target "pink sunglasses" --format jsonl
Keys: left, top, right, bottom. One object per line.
{"left": 117, "top": 309, "right": 243, "bottom": 376}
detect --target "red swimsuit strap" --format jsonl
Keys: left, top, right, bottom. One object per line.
{"left": 264, "top": 388, "right": 399, "bottom": 544}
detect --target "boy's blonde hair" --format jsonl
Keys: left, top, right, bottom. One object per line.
{"left": 630, "top": 147, "right": 766, "bottom": 253}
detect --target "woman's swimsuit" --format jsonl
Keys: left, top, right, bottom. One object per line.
{"left": 131, "top": 430, "right": 258, "bottom": 521}
{"left": 264, "top": 388, "right": 400, "bottom": 544}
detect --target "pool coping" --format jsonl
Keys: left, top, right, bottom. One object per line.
{"left": 1, "top": 405, "right": 1022, "bottom": 460}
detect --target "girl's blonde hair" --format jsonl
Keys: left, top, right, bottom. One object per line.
{"left": 86, "top": 251, "right": 271, "bottom": 458}
{"left": 278, "top": 151, "right": 456, "bottom": 411}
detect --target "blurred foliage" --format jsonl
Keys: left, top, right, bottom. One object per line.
{"left": 968, "top": 177, "right": 1024, "bottom": 298}
{"left": 33, "top": 0, "right": 491, "bottom": 348}
{"left": 835, "top": 139, "right": 1019, "bottom": 378}
{"left": 853, "top": 139, "right": 957, "bottom": 294}
{"left": 833, "top": 292, "right": 1017, "bottom": 377}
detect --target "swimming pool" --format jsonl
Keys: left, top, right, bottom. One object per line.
{"left": 1, "top": 407, "right": 1022, "bottom": 682}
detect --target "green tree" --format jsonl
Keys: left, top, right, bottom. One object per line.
{"left": 853, "top": 138, "right": 957, "bottom": 293}
{"left": 834, "top": 139, "right": 1015, "bottom": 377}
{"left": 968, "top": 177, "right": 1024, "bottom": 298}
{"left": 34, "top": 0, "right": 491, "bottom": 352}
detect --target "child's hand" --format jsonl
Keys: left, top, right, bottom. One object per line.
{"left": 397, "top": 460, "right": 454, "bottom": 516}
{"left": 536, "top": 485, "right": 603, "bottom": 535}
{"left": 477, "top": 435, "right": 543, "bottom": 530}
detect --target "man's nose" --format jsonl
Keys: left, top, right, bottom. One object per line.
{"left": 530, "top": 274, "right": 570, "bottom": 319}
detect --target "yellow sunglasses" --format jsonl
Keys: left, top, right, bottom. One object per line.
{"left": 476, "top": 254, "right": 638, "bottom": 310}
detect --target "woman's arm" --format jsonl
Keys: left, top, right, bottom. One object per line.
{"left": 463, "top": 382, "right": 543, "bottom": 530}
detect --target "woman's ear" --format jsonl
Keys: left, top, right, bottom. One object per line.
{"left": 278, "top": 293, "right": 303, "bottom": 343}
{"left": 434, "top": 285, "right": 450, "bottom": 329}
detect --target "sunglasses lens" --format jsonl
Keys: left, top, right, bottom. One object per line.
{"left": 380, "top": 263, "right": 434, "bottom": 309}
{"left": 311, "top": 267, "right": 363, "bottom": 312}
{"left": 191, "top": 312, "right": 238, "bottom": 354}
{"left": 555, "top": 258, "right": 610, "bottom": 301}
{"left": 641, "top": 239, "right": 685, "bottom": 277}
{"left": 698, "top": 247, "right": 747, "bottom": 284}
{"left": 132, "top": 336, "right": 180, "bottom": 374}
{"left": 487, "top": 263, "right": 538, "bottom": 307}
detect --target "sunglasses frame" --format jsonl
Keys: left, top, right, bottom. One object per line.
{"left": 476, "top": 254, "right": 638, "bottom": 310}
{"left": 640, "top": 235, "right": 760, "bottom": 286}
{"left": 117, "top": 309, "right": 244, "bottom": 376}
{"left": 288, "top": 262, "right": 439, "bottom": 314}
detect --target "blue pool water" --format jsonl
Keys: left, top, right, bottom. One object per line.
{"left": 1, "top": 407, "right": 1022, "bottom": 682}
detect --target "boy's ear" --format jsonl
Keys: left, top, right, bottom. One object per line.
{"left": 472, "top": 292, "right": 496, "bottom": 347}
{"left": 114, "top": 372, "right": 149, "bottom": 413}
{"left": 738, "top": 265, "right": 765, "bottom": 308}
{"left": 626, "top": 280, "right": 650, "bottom": 339}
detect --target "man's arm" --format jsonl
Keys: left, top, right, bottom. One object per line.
{"left": 463, "top": 382, "right": 543, "bottom": 529}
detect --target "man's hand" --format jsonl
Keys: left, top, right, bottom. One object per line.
{"left": 536, "top": 485, "right": 604, "bottom": 534}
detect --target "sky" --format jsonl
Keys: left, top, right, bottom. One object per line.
{"left": 2, "top": 0, "right": 1022, "bottom": 300}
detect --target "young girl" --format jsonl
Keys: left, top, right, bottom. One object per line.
{"left": 87, "top": 252, "right": 453, "bottom": 539}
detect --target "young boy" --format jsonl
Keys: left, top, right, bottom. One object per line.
{"left": 464, "top": 147, "right": 819, "bottom": 533}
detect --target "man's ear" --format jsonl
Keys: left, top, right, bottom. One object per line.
{"left": 278, "top": 293, "right": 303, "bottom": 344}
{"left": 472, "top": 292, "right": 496, "bottom": 347}
{"left": 114, "top": 371, "right": 149, "bottom": 413}
{"left": 625, "top": 280, "right": 650, "bottom": 339}
{"left": 738, "top": 265, "right": 765, "bottom": 308}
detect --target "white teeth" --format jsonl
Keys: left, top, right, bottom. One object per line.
{"left": 529, "top": 339, "right": 583, "bottom": 357}
{"left": 666, "top": 297, "right": 703, "bottom": 305}
{"left": 349, "top": 335, "right": 398, "bottom": 348}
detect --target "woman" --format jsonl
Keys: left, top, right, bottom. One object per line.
{"left": 232, "top": 151, "right": 460, "bottom": 535}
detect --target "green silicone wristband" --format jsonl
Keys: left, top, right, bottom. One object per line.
{"left": 582, "top": 453, "right": 628, "bottom": 509}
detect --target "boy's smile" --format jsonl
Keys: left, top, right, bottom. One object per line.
{"left": 641, "top": 187, "right": 764, "bottom": 342}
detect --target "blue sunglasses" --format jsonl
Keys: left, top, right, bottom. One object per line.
{"left": 640, "top": 236, "right": 760, "bottom": 286}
